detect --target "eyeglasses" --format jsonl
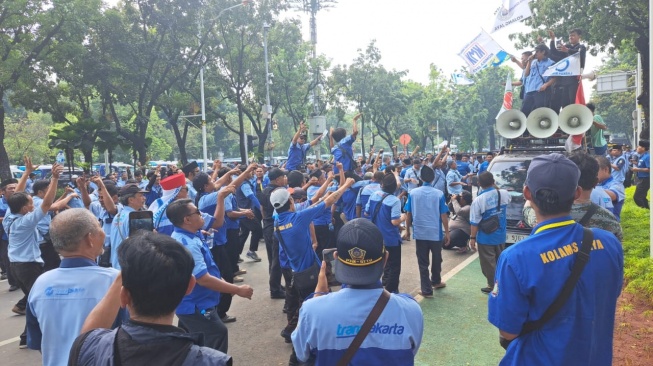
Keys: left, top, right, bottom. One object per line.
{"left": 186, "top": 210, "right": 201, "bottom": 217}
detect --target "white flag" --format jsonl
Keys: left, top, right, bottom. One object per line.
{"left": 491, "top": 0, "right": 532, "bottom": 33}
{"left": 458, "top": 30, "right": 505, "bottom": 74}
{"left": 495, "top": 71, "right": 513, "bottom": 119}
{"left": 542, "top": 53, "right": 581, "bottom": 77}
{"left": 451, "top": 73, "right": 474, "bottom": 85}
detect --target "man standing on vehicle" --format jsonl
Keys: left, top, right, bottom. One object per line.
{"left": 488, "top": 153, "right": 622, "bottom": 365}
{"left": 469, "top": 172, "right": 510, "bottom": 294}
{"left": 286, "top": 121, "right": 322, "bottom": 172}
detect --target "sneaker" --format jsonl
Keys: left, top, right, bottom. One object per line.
{"left": 234, "top": 269, "right": 247, "bottom": 276}
{"left": 280, "top": 329, "right": 292, "bottom": 343}
{"left": 481, "top": 287, "right": 492, "bottom": 294}
{"left": 12, "top": 305, "right": 26, "bottom": 316}
{"left": 419, "top": 291, "right": 434, "bottom": 298}
{"left": 19, "top": 339, "right": 27, "bottom": 349}
{"left": 8, "top": 285, "right": 19, "bottom": 292}
{"left": 237, "top": 256, "right": 244, "bottom": 263}
{"left": 0, "top": 273, "right": 6, "bottom": 280}
{"left": 432, "top": 282, "right": 447, "bottom": 290}
{"left": 220, "top": 315, "right": 237, "bottom": 323}
{"left": 246, "top": 251, "right": 262, "bottom": 262}
{"left": 233, "top": 276, "right": 244, "bottom": 283}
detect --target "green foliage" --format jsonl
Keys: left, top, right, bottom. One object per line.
{"left": 3, "top": 112, "right": 55, "bottom": 164}
{"left": 621, "top": 187, "right": 653, "bottom": 304}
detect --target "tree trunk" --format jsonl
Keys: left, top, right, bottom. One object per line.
{"left": 170, "top": 119, "right": 188, "bottom": 166}
{"left": 0, "top": 92, "right": 11, "bottom": 180}
{"left": 487, "top": 122, "right": 496, "bottom": 151}
{"left": 237, "top": 103, "right": 246, "bottom": 164}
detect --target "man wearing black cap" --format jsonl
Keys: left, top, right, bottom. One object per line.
{"left": 632, "top": 140, "right": 650, "bottom": 209}
{"left": 488, "top": 153, "right": 623, "bottom": 365}
{"left": 404, "top": 166, "right": 450, "bottom": 297}
{"left": 261, "top": 168, "right": 288, "bottom": 298}
{"left": 286, "top": 121, "right": 322, "bottom": 172}
{"left": 291, "top": 219, "right": 423, "bottom": 365}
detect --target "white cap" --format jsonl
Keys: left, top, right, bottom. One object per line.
{"left": 270, "top": 188, "right": 290, "bottom": 209}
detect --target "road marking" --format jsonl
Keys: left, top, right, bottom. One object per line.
{"left": 413, "top": 252, "right": 479, "bottom": 302}
{"left": 0, "top": 336, "right": 19, "bottom": 347}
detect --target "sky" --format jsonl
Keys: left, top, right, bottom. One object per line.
{"left": 287, "top": 0, "right": 600, "bottom": 93}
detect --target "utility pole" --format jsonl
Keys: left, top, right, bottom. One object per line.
{"left": 263, "top": 22, "right": 273, "bottom": 164}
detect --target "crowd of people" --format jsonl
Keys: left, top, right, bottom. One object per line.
{"left": 0, "top": 97, "right": 644, "bottom": 365}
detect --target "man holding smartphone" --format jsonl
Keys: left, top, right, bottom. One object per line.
{"left": 109, "top": 184, "right": 148, "bottom": 269}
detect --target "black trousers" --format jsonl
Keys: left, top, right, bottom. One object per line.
{"left": 177, "top": 307, "right": 228, "bottom": 353}
{"left": 263, "top": 225, "right": 284, "bottom": 294}
{"left": 40, "top": 239, "right": 61, "bottom": 272}
{"left": 0, "top": 239, "right": 17, "bottom": 286}
{"left": 549, "top": 83, "right": 578, "bottom": 113}
{"left": 313, "top": 224, "right": 332, "bottom": 259}
{"left": 521, "top": 90, "right": 551, "bottom": 117}
{"left": 11, "top": 262, "right": 44, "bottom": 342}
{"left": 239, "top": 217, "right": 262, "bottom": 253}
{"left": 382, "top": 246, "right": 401, "bottom": 293}
{"left": 445, "top": 229, "right": 470, "bottom": 249}
{"left": 634, "top": 177, "right": 650, "bottom": 209}
{"left": 226, "top": 229, "right": 241, "bottom": 274}
{"left": 416, "top": 240, "right": 443, "bottom": 294}
{"left": 211, "top": 245, "right": 233, "bottom": 318}
{"left": 285, "top": 275, "right": 317, "bottom": 366}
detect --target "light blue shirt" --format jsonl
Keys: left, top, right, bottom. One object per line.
{"left": 446, "top": 170, "right": 464, "bottom": 195}
{"left": 608, "top": 155, "right": 627, "bottom": 183}
{"left": 109, "top": 206, "right": 136, "bottom": 269}
{"left": 364, "top": 191, "right": 402, "bottom": 247}
{"left": 430, "top": 169, "right": 447, "bottom": 193}
{"left": 4, "top": 208, "right": 46, "bottom": 263}
{"left": 32, "top": 196, "right": 51, "bottom": 244}
{"left": 356, "top": 182, "right": 380, "bottom": 217}
{"left": 469, "top": 188, "right": 510, "bottom": 245}
{"left": 404, "top": 185, "right": 449, "bottom": 241}
{"left": 26, "top": 258, "right": 121, "bottom": 366}
{"left": 292, "top": 287, "right": 423, "bottom": 365}
{"left": 525, "top": 58, "right": 555, "bottom": 93}
{"left": 90, "top": 201, "right": 122, "bottom": 248}
{"left": 590, "top": 188, "right": 614, "bottom": 212}
{"left": 404, "top": 166, "right": 421, "bottom": 192}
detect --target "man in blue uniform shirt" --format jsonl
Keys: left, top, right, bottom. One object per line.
{"left": 292, "top": 219, "right": 423, "bottom": 365}
{"left": 632, "top": 140, "right": 650, "bottom": 209}
{"left": 330, "top": 113, "right": 361, "bottom": 174}
{"left": 108, "top": 184, "right": 148, "bottom": 269}
{"left": 286, "top": 121, "right": 323, "bottom": 171}
{"left": 488, "top": 153, "right": 623, "bottom": 366}
{"left": 27, "top": 209, "right": 123, "bottom": 366}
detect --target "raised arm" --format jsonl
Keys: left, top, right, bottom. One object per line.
{"left": 93, "top": 177, "right": 118, "bottom": 215}
{"left": 40, "top": 164, "right": 64, "bottom": 214}
{"left": 292, "top": 121, "right": 306, "bottom": 145}
{"left": 323, "top": 178, "right": 354, "bottom": 207}
{"left": 15, "top": 156, "right": 39, "bottom": 193}
{"left": 351, "top": 113, "right": 361, "bottom": 138}
{"left": 310, "top": 173, "right": 335, "bottom": 205}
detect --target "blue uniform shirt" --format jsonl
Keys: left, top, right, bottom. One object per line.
{"left": 4, "top": 208, "right": 46, "bottom": 263}
{"left": 89, "top": 201, "right": 121, "bottom": 248}
{"left": 637, "top": 151, "right": 650, "bottom": 178}
{"left": 590, "top": 188, "right": 614, "bottom": 213}
{"left": 525, "top": 58, "right": 555, "bottom": 93}
{"left": 608, "top": 155, "right": 627, "bottom": 183}
{"left": 274, "top": 202, "right": 325, "bottom": 272}
{"left": 356, "top": 182, "right": 380, "bottom": 217}
{"left": 198, "top": 190, "right": 228, "bottom": 246}
{"left": 446, "top": 170, "right": 464, "bottom": 195}
{"left": 469, "top": 188, "right": 510, "bottom": 245}
{"left": 109, "top": 206, "right": 136, "bottom": 269}
{"left": 342, "top": 181, "right": 368, "bottom": 221}
{"left": 172, "top": 227, "right": 222, "bottom": 315}
{"left": 26, "top": 258, "right": 122, "bottom": 366}
{"left": 31, "top": 196, "right": 51, "bottom": 244}
{"left": 306, "top": 186, "right": 331, "bottom": 226}
{"left": 331, "top": 135, "right": 356, "bottom": 174}
{"left": 488, "top": 218, "right": 623, "bottom": 366}
{"left": 286, "top": 142, "right": 311, "bottom": 171}
{"left": 0, "top": 196, "right": 8, "bottom": 241}
{"left": 364, "top": 191, "right": 402, "bottom": 247}
{"left": 404, "top": 185, "right": 449, "bottom": 241}
{"left": 403, "top": 167, "right": 421, "bottom": 192}
{"left": 292, "top": 287, "right": 423, "bottom": 365}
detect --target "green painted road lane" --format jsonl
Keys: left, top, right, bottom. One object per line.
{"left": 416, "top": 257, "right": 506, "bottom": 366}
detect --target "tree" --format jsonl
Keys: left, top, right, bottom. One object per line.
{"left": 511, "top": 0, "right": 649, "bottom": 138}
{"left": 0, "top": 0, "right": 102, "bottom": 179}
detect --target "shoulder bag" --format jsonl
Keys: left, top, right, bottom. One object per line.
{"left": 336, "top": 290, "right": 391, "bottom": 366}
{"left": 478, "top": 189, "right": 501, "bottom": 234}
{"left": 371, "top": 193, "right": 391, "bottom": 224}
{"left": 500, "top": 227, "right": 594, "bottom": 350}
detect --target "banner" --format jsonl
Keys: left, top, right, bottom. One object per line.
{"left": 451, "top": 73, "right": 474, "bottom": 85}
{"left": 458, "top": 30, "right": 505, "bottom": 74}
{"left": 495, "top": 71, "right": 513, "bottom": 119}
{"left": 542, "top": 53, "right": 581, "bottom": 77}
{"left": 491, "top": 0, "right": 532, "bottom": 33}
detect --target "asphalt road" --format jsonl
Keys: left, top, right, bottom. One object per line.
{"left": 0, "top": 237, "right": 473, "bottom": 365}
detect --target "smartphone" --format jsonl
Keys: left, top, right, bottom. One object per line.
{"left": 323, "top": 248, "right": 337, "bottom": 276}
{"left": 129, "top": 211, "right": 153, "bottom": 236}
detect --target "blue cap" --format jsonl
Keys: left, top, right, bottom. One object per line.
{"left": 525, "top": 153, "right": 580, "bottom": 202}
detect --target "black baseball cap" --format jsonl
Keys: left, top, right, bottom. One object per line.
{"left": 334, "top": 219, "right": 386, "bottom": 286}
{"left": 268, "top": 168, "right": 287, "bottom": 181}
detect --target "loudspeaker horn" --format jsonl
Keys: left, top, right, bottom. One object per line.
{"left": 558, "top": 104, "right": 593, "bottom": 135}
{"left": 496, "top": 110, "right": 527, "bottom": 138}
{"left": 526, "top": 108, "right": 559, "bottom": 138}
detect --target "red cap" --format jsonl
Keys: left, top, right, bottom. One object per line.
{"left": 160, "top": 173, "right": 186, "bottom": 191}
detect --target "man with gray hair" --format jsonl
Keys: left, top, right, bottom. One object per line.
{"left": 26, "top": 209, "right": 123, "bottom": 366}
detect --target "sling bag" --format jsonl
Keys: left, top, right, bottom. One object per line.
{"left": 371, "top": 193, "right": 390, "bottom": 224}
{"left": 336, "top": 290, "right": 391, "bottom": 366}
{"left": 500, "top": 226, "right": 594, "bottom": 350}
{"left": 478, "top": 189, "right": 501, "bottom": 234}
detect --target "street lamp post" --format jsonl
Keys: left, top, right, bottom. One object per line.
{"left": 263, "top": 22, "right": 273, "bottom": 164}
{"left": 198, "top": 1, "right": 248, "bottom": 171}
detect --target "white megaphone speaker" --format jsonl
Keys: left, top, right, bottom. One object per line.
{"left": 526, "top": 108, "right": 559, "bottom": 138}
{"left": 558, "top": 104, "right": 593, "bottom": 135}
{"left": 496, "top": 110, "right": 527, "bottom": 138}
